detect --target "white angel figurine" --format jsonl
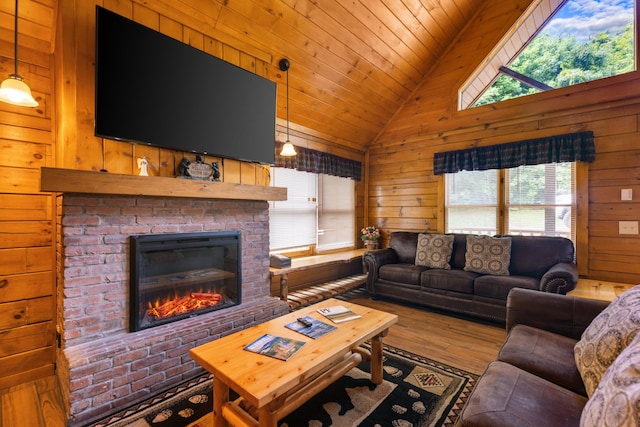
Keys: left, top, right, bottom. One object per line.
{"left": 137, "top": 156, "right": 149, "bottom": 176}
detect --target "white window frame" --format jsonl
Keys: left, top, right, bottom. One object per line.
{"left": 445, "top": 163, "right": 576, "bottom": 242}
{"left": 269, "top": 167, "right": 355, "bottom": 254}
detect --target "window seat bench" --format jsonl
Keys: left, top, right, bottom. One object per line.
{"left": 270, "top": 249, "right": 367, "bottom": 311}
{"left": 286, "top": 273, "right": 368, "bottom": 310}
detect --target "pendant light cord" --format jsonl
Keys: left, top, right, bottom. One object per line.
{"left": 12, "top": 0, "right": 19, "bottom": 77}
{"left": 277, "top": 58, "right": 294, "bottom": 155}
{"left": 286, "top": 68, "right": 290, "bottom": 141}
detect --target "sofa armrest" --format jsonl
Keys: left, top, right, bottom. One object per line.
{"left": 539, "top": 262, "right": 579, "bottom": 294}
{"left": 363, "top": 248, "right": 398, "bottom": 292}
{"left": 506, "top": 288, "right": 609, "bottom": 340}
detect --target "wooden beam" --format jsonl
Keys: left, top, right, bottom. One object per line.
{"left": 39, "top": 167, "right": 287, "bottom": 201}
{"left": 499, "top": 65, "right": 554, "bottom": 91}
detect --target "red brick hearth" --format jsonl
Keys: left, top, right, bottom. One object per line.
{"left": 55, "top": 194, "right": 288, "bottom": 426}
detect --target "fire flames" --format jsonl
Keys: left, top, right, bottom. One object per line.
{"left": 146, "top": 292, "right": 223, "bottom": 320}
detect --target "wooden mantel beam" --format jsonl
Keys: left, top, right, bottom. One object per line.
{"left": 40, "top": 167, "right": 287, "bottom": 202}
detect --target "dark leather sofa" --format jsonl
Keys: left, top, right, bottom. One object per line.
{"left": 459, "top": 288, "right": 610, "bottom": 427}
{"left": 363, "top": 232, "right": 578, "bottom": 323}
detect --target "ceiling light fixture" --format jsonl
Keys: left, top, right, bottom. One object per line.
{"left": 278, "top": 58, "right": 296, "bottom": 156}
{"left": 0, "top": 0, "right": 38, "bottom": 107}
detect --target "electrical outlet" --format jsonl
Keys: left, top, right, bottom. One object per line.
{"left": 621, "top": 189, "right": 633, "bottom": 201}
{"left": 619, "top": 221, "right": 639, "bottom": 235}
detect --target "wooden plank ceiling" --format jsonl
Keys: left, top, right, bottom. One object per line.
{"left": 1, "top": 0, "right": 498, "bottom": 151}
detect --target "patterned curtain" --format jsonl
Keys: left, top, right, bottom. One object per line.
{"left": 433, "top": 131, "right": 596, "bottom": 175}
{"left": 274, "top": 143, "right": 362, "bottom": 181}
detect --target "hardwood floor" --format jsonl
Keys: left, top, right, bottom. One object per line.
{"left": 0, "top": 376, "right": 66, "bottom": 427}
{"left": 342, "top": 289, "right": 506, "bottom": 374}
{"left": 0, "top": 291, "right": 506, "bottom": 427}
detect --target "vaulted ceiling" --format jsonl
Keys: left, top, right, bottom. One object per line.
{"left": 2, "top": 0, "right": 535, "bottom": 152}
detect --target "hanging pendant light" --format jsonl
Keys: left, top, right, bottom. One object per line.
{"left": 278, "top": 58, "right": 296, "bottom": 156}
{"left": 0, "top": 0, "right": 38, "bottom": 107}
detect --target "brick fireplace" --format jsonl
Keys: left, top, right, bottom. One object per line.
{"left": 54, "top": 193, "right": 288, "bottom": 426}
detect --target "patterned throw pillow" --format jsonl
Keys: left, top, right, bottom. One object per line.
{"left": 415, "top": 234, "right": 454, "bottom": 269}
{"left": 580, "top": 332, "right": 640, "bottom": 426}
{"left": 574, "top": 285, "right": 640, "bottom": 397}
{"left": 463, "top": 235, "right": 512, "bottom": 276}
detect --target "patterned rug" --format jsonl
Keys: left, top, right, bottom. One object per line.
{"left": 90, "top": 344, "right": 478, "bottom": 427}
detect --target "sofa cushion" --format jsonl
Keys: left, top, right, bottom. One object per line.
{"left": 474, "top": 275, "right": 537, "bottom": 301}
{"left": 498, "top": 324, "right": 586, "bottom": 396}
{"left": 464, "top": 235, "right": 512, "bottom": 276}
{"left": 460, "top": 361, "right": 587, "bottom": 427}
{"left": 574, "top": 285, "right": 640, "bottom": 396}
{"left": 415, "top": 233, "right": 454, "bottom": 269}
{"left": 507, "top": 235, "right": 575, "bottom": 278}
{"left": 580, "top": 332, "right": 640, "bottom": 427}
{"left": 379, "top": 263, "right": 426, "bottom": 285}
{"left": 420, "top": 269, "right": 477, "bottom": 294}
{"left": 389, "top": 232, "right": 420, "bottom": 264}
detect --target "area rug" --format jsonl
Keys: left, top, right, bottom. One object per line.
{"left": 90, "top": 344, "right": 478, "bottom": 427}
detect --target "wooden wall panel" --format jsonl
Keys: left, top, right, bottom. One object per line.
{"left": 0, "top": 323, "right": 53, "bottom": 359}
{"left": 0, "top": 272, "right": 53, "bottom": 302}
{"left": 0, "top": 297, "right": 53, "bottom": 329}
{"left": 0, "top": 25, "right": 55, "bottom": 387}
{"left": 0, "top": 194, "right": 51, "bottom": 220}
{"left": 0, "top": 247, "right": 52, "bottom": 274}
{"left": 0, "top": 140, "right": 50, "bottom": 168}
{"left": 103, "top": 140, "right": 133, "bottom": 174}
{"left": 0, "top": 346, "right": 55, "bottom": 389}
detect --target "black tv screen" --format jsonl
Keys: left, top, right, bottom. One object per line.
{"left": 95, "top": 6, "right": 276, "bottom": 165}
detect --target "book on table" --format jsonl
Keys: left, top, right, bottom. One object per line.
{"left": 285, "top": 316, "right": 337, "bottom": 339}
{"left": 243, "top": 334, "right": 306, "bottom": 361}
{"left": 317, "top": 305, "right": 362, "bottom": 323}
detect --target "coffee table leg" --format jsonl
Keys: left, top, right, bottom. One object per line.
{"left": 258, "top": 405, "right": 278, "bottom": 427}
{"left": 213, "top": 377, "right": 229, "bottom": 426}
{"left": 370, "top": 329, "right": 388, "bottom": 384}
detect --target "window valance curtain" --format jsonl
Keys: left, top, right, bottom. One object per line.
{"left": 274, "top": 143, "right": 362, "bottom": 181}
{"left": 433, "top": 131, "right": 595, "bottom": 175}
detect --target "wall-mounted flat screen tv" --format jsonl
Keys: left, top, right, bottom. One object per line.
{"left": 95, "top": 6, "right": 276, "bottom": 165}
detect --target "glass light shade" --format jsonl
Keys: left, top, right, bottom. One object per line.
{"left": 0, "top": 75, "right": 38, "bottom": 107}
{"left": 280, "top": 141, "right": 297, "bottom": 156}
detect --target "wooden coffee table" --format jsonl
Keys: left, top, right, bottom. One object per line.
{"left": 190, "top": 298, "right": 398, "bottom": 427}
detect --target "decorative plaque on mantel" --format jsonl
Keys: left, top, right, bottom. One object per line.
{"left": 177, "top": 156, "right": 221, "bottom": 182}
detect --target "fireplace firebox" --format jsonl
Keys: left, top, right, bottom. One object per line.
{"left": 130, "top": 231, "right": 241, "bottom": 331}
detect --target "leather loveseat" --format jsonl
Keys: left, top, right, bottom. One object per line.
{"left": 460, "top": 287, "right": 640, "bottom": 427}
{"left": 363, "top": 232, "right": 578, "bottom": 323}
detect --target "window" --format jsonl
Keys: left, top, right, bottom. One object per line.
{"left": 269, "top": 168, "right": 317, "bottom": 251}
{"left": 317, "top": 174, "right": 355, "bottom": 251}
{"left": 460, "top": 0, "right": 635, "bottom": 109}
{"left": 445, "top": 163, "right": 574, "bottom": 240}
{"left": 269, "top": 167, "right": 355, "bottom": 253}
{"left": 446, "top": 170, "right": 498, "bottom": 235}
{"left": 507, "top": 163, "right": 573, "bottom": 238}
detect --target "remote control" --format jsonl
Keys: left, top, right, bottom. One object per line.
{"left": 297, "top": 318, "right": 313, "bottom": 327}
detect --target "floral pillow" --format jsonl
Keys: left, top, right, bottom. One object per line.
{"left": 574, "top": 285, "right": 640, "bottom": 397}
{"left": 463, "top": 235, "right": 511, "bottom": 276}
{"left": 580, "top": 331, "right": 640, "bottom": 426}
{"left": 415, "top": 234, "right": 454, "bottom": 269}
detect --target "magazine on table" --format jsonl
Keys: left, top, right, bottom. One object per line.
{"left": 317, "top": 305, "right": 362, "bottom": 323}
{"left": 243, "top": 334, "right": 306, "bottom": 361}
{"left": 285, "top": 316, "right": 337, "bottom": 339}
